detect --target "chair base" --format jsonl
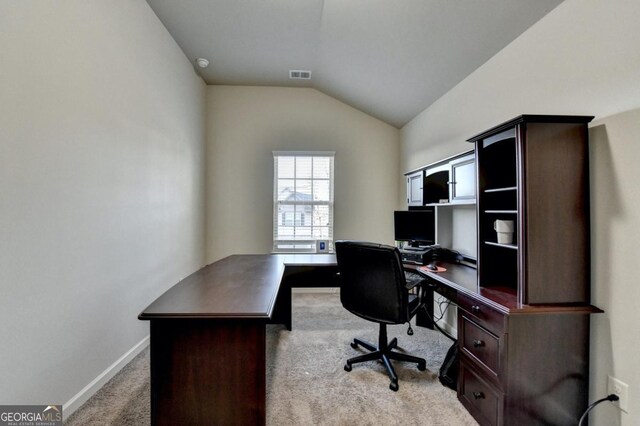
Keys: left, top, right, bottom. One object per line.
{"left": 344, "top": 323, "right": 426, "bottom": 391}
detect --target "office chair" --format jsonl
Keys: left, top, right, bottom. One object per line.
{"left": 335, "top": 240, "right": 427, "bottom": 391}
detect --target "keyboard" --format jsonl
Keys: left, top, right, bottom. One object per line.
{"left": 404, "top": 271, "right": 425, "bottom": 289}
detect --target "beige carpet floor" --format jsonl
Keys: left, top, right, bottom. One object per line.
{"left": 65, "top": 293, "right": 477, "bottom": 425}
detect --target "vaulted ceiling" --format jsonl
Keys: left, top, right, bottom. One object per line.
{"left": 146, "top": 0, "right": 563, "bottom": 128}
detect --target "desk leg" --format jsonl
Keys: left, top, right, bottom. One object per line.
{"left": 416, "top": 286, "right": 435, "bottom": 329}
{"left": 271, "top": 283, "right": 292, "bottom": 330}
{"left": 150, "top": 319, "right": 266, "bottom": 426}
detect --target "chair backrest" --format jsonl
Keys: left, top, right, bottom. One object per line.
{"left": 335, "top": 240, "right": 409, "bottom": 325}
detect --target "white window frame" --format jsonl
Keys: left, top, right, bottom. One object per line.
{"left": 273, "top": 151, "right": 335, "bottom": 253}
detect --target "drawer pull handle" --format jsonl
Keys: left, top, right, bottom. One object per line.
{"left": 473, "top": 339, "right": 485, "bottom": 348}
{"left": 472, "top": 391, "right": 485, "bottom": 400}
{"left": 471, "top": 305, "right": 481, "bottom": 314}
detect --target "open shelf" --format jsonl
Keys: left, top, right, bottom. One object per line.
{"left": 426, "top": 200, "right": 476, "bottom": 207}
{"left": 479, "top": 243, "right": 518, "bottom": 292}
{"left": 484, "top": 210, "right": 517, "bottom": 214}
{"left": 484, "top": 186, "right": 517, "bottom": 193}
{"left": 484, "top": 241, "right": 518, "bottom": 250}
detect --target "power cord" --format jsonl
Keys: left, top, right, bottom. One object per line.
{"left": 434, "top": 295, "right": 452, "bottom": 322}
{"left": 578, "top": 394, "right": 619, "bottom": 426}
{"left": 421, "top": 299, "right": 456, "bottom": 342}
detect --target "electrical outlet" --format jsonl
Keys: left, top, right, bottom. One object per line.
{"left": 607, "top": 375, "right": 629, "bottom": 413}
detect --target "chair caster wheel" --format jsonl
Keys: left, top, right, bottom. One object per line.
{"left": 344, "top": 363, "right": 352, "bottom": 372}
{"left": 417, "top": 362, "right": 426, "bottom": 371}
{"left": 389, "top": 382, "right": 399, "bottom": 392}
{"left": 350, "top": 341, "right": 358, "bottom": 349}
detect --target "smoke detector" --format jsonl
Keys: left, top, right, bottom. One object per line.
{"left": 289, "top": 70, "right": 312, "bottom": 80}
{"left": 196, "top": 58, "right": 210, "bottom": 68}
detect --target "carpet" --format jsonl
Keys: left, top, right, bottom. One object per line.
{"left": 65, "top": 293, "right": 477, "bottom": 425}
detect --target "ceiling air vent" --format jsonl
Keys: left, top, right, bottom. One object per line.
{"left": 289, "top": 70, "right": 312, "bottom": 80}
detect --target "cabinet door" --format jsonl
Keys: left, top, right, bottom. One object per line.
{"left": 449, "top": 154, "right": 476, "bottom": 203}
{"left": 406, "top": 171, "right": 424, "bottom": 206}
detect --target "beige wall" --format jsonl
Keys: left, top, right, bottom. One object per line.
{"left": 0, "top": 1, "right": 206, "bottom": 409}
{"left": 205, "top": 86, "right": 400, "bottom": 262}
{"left": 589, "top": 108, "right": 640, "bottom": 423}
{"left": 400, "top": 0, "right": 640, "bottom": 424}
{"left": 402, "top": 0, "right": 640, "bottom": 173}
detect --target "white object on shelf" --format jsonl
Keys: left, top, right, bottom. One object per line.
{"left": 494, "top": 220, "right": 514, "bottom": 244}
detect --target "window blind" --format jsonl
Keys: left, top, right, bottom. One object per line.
{"left": 273, "top": 151, "right": 335, "bottom": 253}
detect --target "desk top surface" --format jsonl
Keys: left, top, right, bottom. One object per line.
{"left": 139, "top": 254, "right": 336, "bottom": 320}
{"left": 416, "top": 260, "right": 601, "bottom": 314}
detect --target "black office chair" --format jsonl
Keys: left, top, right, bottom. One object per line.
{"left": 335, "top": 240, "right": 427, "bottom": 391}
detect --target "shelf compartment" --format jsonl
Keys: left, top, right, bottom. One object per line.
{"left": 479, "top": 244, "right": 518, "bottom": 292}
{"left": 480, "top": 211, "right": 518, "bottom": 249}
{"left": 424, "top": 169, "right": 449, "bottom": 205}
{"left": 481, "top": 186, "right": 517, "bottom": 212}
{"left": 478, "top": 136, "right": 517, "bottom": 190}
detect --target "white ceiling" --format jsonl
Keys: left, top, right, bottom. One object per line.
{"left": 146, "top": 0, "right": 563, "bottom": 128}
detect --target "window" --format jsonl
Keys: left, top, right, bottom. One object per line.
{"left": 273, "top": 151, "right": 335, "bottom": 252}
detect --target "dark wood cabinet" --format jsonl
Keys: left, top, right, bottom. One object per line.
{"left": 472, "top": 115, "right": 592, "bottom": 305}
{"left": 408, "top": 115, "right": 600, "bottom": 425}
{"left": 455, "top": 115, "right": 599, "bottom": 425}
{"left": 455, "top": 294, "right": 595, "bottom": 426}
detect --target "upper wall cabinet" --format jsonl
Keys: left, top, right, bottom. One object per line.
{"left": 405, "top": 150, "right": 475, "bottom": 209}
{"left": 406, "top": 170, "right": 423, "bottom": 206}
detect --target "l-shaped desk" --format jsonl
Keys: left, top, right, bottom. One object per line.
{"left": 139, "top": 253, "right": 599, "bottom": 425}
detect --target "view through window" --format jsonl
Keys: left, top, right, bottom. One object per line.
{"left": 273, "top": 152, "right": 335, "bottom": 252}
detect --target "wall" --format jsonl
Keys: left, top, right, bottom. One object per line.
{"left": 400, "top": 0, "right": 640, "bottom": 424}
{"left": 0, "top": 0, "right": 206, "bottom": 410}
{"left": 589, "top": 108, "right": 640, "bottom": 423}
{"left": 206, "top": 86, "right": 400, "bottom": 262}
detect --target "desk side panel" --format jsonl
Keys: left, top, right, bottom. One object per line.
{"left": 150, "top": 319, "right": 265, "bottom": 426}
{"left": 505, "top": 313, "right": 589, "bottom": 425}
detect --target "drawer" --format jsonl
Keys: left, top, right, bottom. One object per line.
{"left": 459, "top": 360, "right": 503, "bottom": 426}
{"left": 461, "top": 316, "right": 500, "bottom": 377}
{"left": 457, "top": 293, "right": 505, "bottom": 335}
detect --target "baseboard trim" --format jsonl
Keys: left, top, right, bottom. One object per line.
{"left": 292, "top": 287, "right": 339, "bottom": 294}
{"left": 63, "top": 335, "right": 150, "bottom": 417}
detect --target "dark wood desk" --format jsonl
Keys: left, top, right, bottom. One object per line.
{"left": 140, "top": 254, "right": 601, "bottom": 425}
{"left": 138, "top": 254, "right": 337, "bottom": 426}
{"left": 414, "top": 260, "right": 602, "bottom": 426}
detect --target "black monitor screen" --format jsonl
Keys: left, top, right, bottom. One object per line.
{"left": 394, "top": 209, "right": 435, "bottom": 245}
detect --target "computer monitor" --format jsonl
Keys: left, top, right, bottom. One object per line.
{"left": 394, "top": 209, "right": 435, "bottom": 246}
